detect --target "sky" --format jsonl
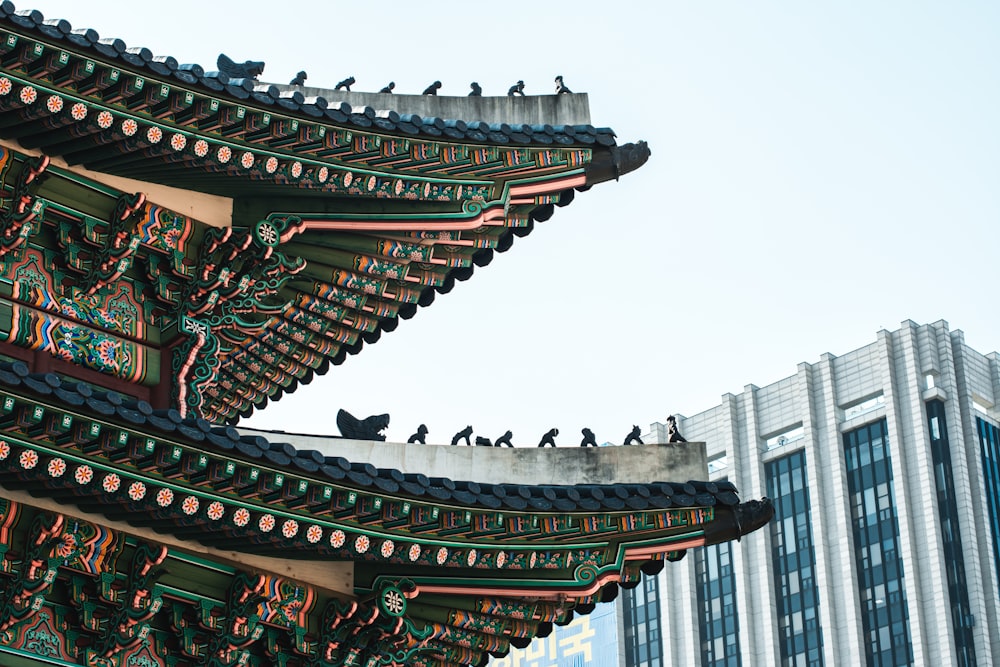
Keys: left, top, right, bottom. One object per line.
{"left": 23, "top": 1, "right": 1000, "bottom": 446}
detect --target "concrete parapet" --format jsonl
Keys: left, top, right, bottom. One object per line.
{"left": 268, "top": 85, "right": 593, "bottom": 126}
{"left": 238, "top": 428, "right": 707, "bottom": 485}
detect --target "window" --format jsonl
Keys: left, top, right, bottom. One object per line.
{"left": 844, "top": 420, "right": 913, "bottom": 666}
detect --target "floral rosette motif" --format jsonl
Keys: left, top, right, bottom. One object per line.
{"left": 47, "top": 458, "right": 67, "bottom": 477}
{"left": 317, "top": 166, "right": 329, "bottom": 183}
{"left": 240, "top": 151, "right": 254, "bottom": 169}
{"left": 380, "top": 540, "right": 395, "bottom": 558}
{"left": 19, "top": 450, "right": 38, "bottom": 470}
{"left": 194, "top": 139, "right": 209, "bottom": 157}
{"left": 343, "top": 172, "right": 353, "bottom": 188}
{"left": 467, "top": 549, "right": 478, "bottom": 567}
{"left": 0, "top": 77, "right": 11, "bottom": 95}
{"left": 46, "top": 95, "right": 63, "bottom": 113}
{"left": 0, "top": 441, "right": 9, "bottom": 460}
{"left": 290, "top": 161, "right": 303, "bottom": 178}
{"left": 121, "top": 118, "right": 138, "bottom": 136}
{"left": 233, "top": 507, "right": 250, "bottom": 527}
{"left": 330, "top": 530, "right": 346, "bottom": 548}
{"left": 529, "top": 552, "right": 537, "bottom": 568}
{"left": 75, "top": 465, "right": 94, "bottom": 485}
{"left": 128, "top": 481, "right": 146, "bottom": 501}
{"left": 306, "top": 525, "right": 323, "bottom": 544}
{"left": 217, "top": 146, "right": 232, "bottom": 163}
{"left": 366, "top": 175, "right": 377, "bottom": 191}
{"left": 97, "top": 110, "right": 113, "bottom": 129}
{"left": 146, "top": 126, "right": 163, "bottom": 143}
{"left": 181, "top": 496, "right": 200, "bottom": 515}
{"left": 19, "top": 86, "right": 37, "bottom": 104}
{"left": 207, "top": 501, "right": 225, "bottom": 521}
{"left": 56, "top": 534, "right": 77, "bottom": 558}
{"left": 155, "top": 488, "right": 174, "bottom": 507}
{"left": 354, "top": 535, "right": 370, "bottom": 554}
{"left": 264, "top": 156, "right": 278, "bottom": 174}
{"left": 281, "top": 520, "right": 299, "bottom": 538}
{"left": 394, "top": 179, "right": 404, "bottom": 195}
{"left": 102, "top": 473, "right": 121, "bottom": 493}
{"left": 259, "top": 514, "right": 276, "bottom": 533}
{"left": 436, "top": 547, "right": 449, "bottom": 565}
{"left": 408, "top": 544, "right": 421, "bottom": 562}
{"left": 70, "top": 102, "right": 87, "bottom": 120}
{"left": 170, "top": 133, "right": 186, "bottom": 151}
{"left": 496, "top": 551, "right": 507, "bottom": 568}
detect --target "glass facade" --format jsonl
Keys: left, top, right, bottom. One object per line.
{"left": 765, "top": 450, "right": 823, "bottom": 666}
{"left": 623, "top": 575, "right": 663, "bottom": 667}
{"left": 696, "top": 538, "right": 741, "bottom": 666}
{"left": 927, "top": 401, "right": 975, "bottom": 666}
{"left": 843, "top": 419, "right": 913, "bottom": 666}
{"left": 977, "top": 416, "right": 1000, "bottom": 601}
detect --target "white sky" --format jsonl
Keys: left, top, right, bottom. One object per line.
{"left": 26, "top": 1, "right": 1000, "bottom": 445}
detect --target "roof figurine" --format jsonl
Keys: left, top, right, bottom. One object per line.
{"left": 667, "top": 415, "right": 688, "bottom": 443}
{"left": 334, "top": 76, "right": 355, "bottom": 91}
{"left": 451, "top": 425, "right": 473, "bottom": 446}
{"left": 216, "top": 53, "right": 265, "bottom": 80}
{"left": 379, "top": 81, "right": 395, "bottom": 93}
{"left": 422, "top": 80, "right": 442, "bottom": 95}
{"left": 624, "top": 425, "right": 644, "bottom": 446}
{"left": 555, "top": 75, "right": 573, "bottom": 94}
{"left": 494, "top": 430, "right": 514, "bottom": 447}
{"left": 508, "top": 79, "right": 525, "bottom": 96}
{"left": 538, "top": 427, "right": 559, "bottom": 447}
{"left": 407, "top": 424, "right": 428, "bottom": 444}
{"left": 289, "top": 70, "right": 307, "bottom": 86}
{"left": 336, "top": 409, "right": 390, "bottom": 441}
{"left": 469, "top": 81, "right": 482, "bottom": 96}
{"left": 581, "top": 427, "right": 598, "bottom": 447}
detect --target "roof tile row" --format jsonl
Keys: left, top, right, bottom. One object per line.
{"left": 1, "top": 2, "right": 616, "bottom": 147}
{"left": 0, "top": 360, "right": 741, "bottom": 513}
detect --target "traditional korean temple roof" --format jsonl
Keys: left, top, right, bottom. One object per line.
{"left": 0, "top": 5, "right": 772, "bottom": 667}
{"left": 0, "top": 1, "right": 650, "bottom": 424}
{"left": 0, "top": 359, "right": 772, "bottom": 666}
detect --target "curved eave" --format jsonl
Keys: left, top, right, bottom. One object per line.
{"left": 0, "top": 363, "right": 772, "bottom": 666}
{"left": 0, "top": 4, "right": 630, "bottom": 203}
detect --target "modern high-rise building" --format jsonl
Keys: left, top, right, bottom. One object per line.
{"left": 625, "top": 319, "right": 1000, "bottom": 667}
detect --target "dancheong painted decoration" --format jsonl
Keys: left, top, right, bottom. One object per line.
{"left": 0, "top": 4, "right": 773, "bottom": 666}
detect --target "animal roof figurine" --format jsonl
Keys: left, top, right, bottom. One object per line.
{"left": 379, "top": 82, "right": 395, "bottom": 94}
{"left": 216, "top": 53, "right": 265, "bottom": 80}
{"left": 451, "top": 426, "right": 473, "bottom": 446}
{"left": 507, "top": 80, "right": 525, "bottom": 96}
{"left": 666, "top": 415, "right": 687, "bottom": 443}
{"left": 334, "top": 76, "right": 355, "bottom": 91}
{"left": 407, "top": 424, "right": 428, "bottom": 444}
{"left": 289, "top": 70, "right": 307, "bottom": 86}
{"left": 469, "top": 82, "right": 482, "bottom": 97}
{"left": 623, "top": 425, "right": 644, "bottom": 446}
{"left": 336, "top": 409, "right": 389, "bottom": 441}
{"left": 555, "top": 75, "right": 572, "bottom": 94}
{"left": 537, "top": 428, "right": 559, "bottom": 447}
{"left": 422, "top": 81, "right": 442, "bottom": 95}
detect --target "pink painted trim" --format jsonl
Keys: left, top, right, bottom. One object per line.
{"left": 297, "top": 174, "right": 585, "bottom": 232}
{"left": 623, "top": 537, "right": 706, "bottom": 559}
{"left": 300, "top": 205, "right": 506, "bottom": 232}
{"left": 508, "top": 173, "right": 586, "bottom": 196}
{"left": 415, "top": 570, "right": 622, "bottom": 601}
{"left": 175, "top": 332, "right": 206, "bottom": 419}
